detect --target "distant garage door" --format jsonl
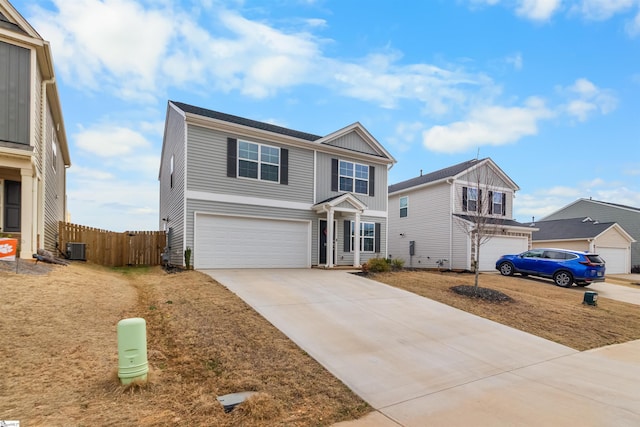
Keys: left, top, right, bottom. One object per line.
{"left": 597, "top": 247, "right": 629, "bottom": 274}
{"left": 194, "top": 214, "right": 311, "bottom": 269}
{"left": 479, "top": 236, "right": 529, "bottom": 271}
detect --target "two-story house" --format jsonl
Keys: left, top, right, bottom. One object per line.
{"left": 158, "top": 101, "right": 395, "bottom": 269}
{"left": 0, "top": 0, "right": 71, "bottom": 258}
{"left": 388, "top": 158, "right": 534, "bottom": 271}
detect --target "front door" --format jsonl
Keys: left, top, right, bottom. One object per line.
{"left": 319, "top": 220, "right": 336, "bottom": 265}
{"left": 4, "top": 180, "right": 21, "bottom": 232}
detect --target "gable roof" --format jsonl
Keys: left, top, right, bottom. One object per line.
{"left": 388, "top": 157, "right": 517, "bottom": 194}
{"left": 169, "top": 100, "right": 395, "bottom": 164}
{"left": 526, "top": 217, "right": 628, "bottom": 241}
{"left": 171, "top": 101, "right": 323, "bottom": 142}
{"left": 543, "top": 198, "right": 640, "bottom": 220}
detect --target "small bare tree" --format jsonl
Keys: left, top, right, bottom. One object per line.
{"left": 455, "top": 159, "right": 508, "bottom": 290}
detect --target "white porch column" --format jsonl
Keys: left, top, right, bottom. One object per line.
{"left": 326, "top": 209, "right": 334, "bottom": 268}
{"left": 19, "top": 168, "right": 35, "bottom": 259}
{"left": 353, "top": 212, "right": 361, "bottom": 267}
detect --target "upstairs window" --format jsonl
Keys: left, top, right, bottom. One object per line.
{"left": 400, "top": 196, "right": 408, "bottom": 218}
{"left": 52, "top": 139, "right": 57, "bottom": 173}
{"left": 170, "top": 154, "right": 174, "bottom": 188}
{"left": 490, "top": 191, "right": 506, "bottom": 216}
{"left": 238, "top": 141, "right": 280, "bottom": 182}
{"left": 339, "top": 160, "right": 368, "bottom": 194}
{"left": 466, "top": 187, "right": 478, "bottom": 212}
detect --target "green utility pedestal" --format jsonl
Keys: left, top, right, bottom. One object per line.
{"left": 583, "top": 291, "right": 598, "bottom": 306}
{"left": 117, "top": 317, "right": 149, "bottom": 384}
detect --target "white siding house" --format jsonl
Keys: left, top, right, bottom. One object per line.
{"left": 388, "top": 158, "right": 534, "bottom": 271}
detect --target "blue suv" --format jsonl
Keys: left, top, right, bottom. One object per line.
{"left": 496, "top": 248, "right": 606, "bottom": 287}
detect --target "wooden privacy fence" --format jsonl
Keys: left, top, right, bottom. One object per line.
{"left": 58, "top": 222, "right": 166, "bottom": 267}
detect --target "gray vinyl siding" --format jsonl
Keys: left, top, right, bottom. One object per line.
{"left": 187, "top": 125, "right": 314, "bottom": 203}
{"left": 388, "top": 182, "right": 452, "bottom": 268}
{"left": 543, "top": 200, "right": 640, "bottom": 267}
{"left": 0, "top": 41, "right": 30, "bottom": 145}
{"left": 159, "top": 105, "right": 186, "bottom": 265}
{"left": 43, "top": 116, "right": 66, "bottom": 252}
{"left": 322, "top": 132, "right": 379, "bottom": 155}
{"left": 315, "top": 152, "right": 388, "bottom": 211}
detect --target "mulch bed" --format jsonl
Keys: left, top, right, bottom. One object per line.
{"left": 450, "top": 285, "right": 514, "bottom": 302}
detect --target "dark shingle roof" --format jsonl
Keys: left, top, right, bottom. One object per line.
{"left": 454, "top": 214, "right": 530, "bottom": 228}
{"left": 171, "top": 101, "right": 323, "bottom": 142}
{"left": 527, "top": 218, "right": 616, "bottom": 241}
{"left": 583, "top": 199, "right": 640, "bottom": 213}
{"left": 388, "top": 158, "right": 488, "bottom": 194}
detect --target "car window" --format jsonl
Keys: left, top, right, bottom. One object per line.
{"left": 586, "top": 254, "right": 605, "bottom": 264}
{"left": 522, "top": 250, "right": 544, "bottom": 258}
{"left": 544, "top": 251, "right": 565, "bottom": 259}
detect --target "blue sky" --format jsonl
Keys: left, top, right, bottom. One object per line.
{"left": 11, "top": 0, "right": 640, "bottom": 231}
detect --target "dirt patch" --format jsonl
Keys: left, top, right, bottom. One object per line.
{"left": 0, "top": 259, "right": 55, "bottom": 275}
{"left": 0, "top": 264, "right": 369, "bottom": 426}
{"left": 370, "top": 270, "right": 640, "bottom": 351}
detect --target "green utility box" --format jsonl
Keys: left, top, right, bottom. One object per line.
{"left": 583, "top": 291, "right": 598, "bottom": 306}
{"left": 117, "top": 317, "right": 149, "bottom": 384}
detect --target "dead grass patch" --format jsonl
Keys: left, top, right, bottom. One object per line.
{"left": 370, "top": 270, "right": 640, "bottom": 351}
{"left": 0, "top": 263, "right": 369, "bottom": 426}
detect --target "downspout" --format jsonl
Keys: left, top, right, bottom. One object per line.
{"left": 447, "top": 178, "right": 454, "bottom": 269}
{"left": 40, "top": 77, "right": 55, "bottom": 250}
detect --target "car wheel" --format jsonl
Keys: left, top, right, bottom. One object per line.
{"left": 553, "top": 271, "right": 573, "bottom": 287}
{"left": 499, "top": 262, "right": 514, "bottom": 276}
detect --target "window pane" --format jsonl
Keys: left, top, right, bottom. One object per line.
{"left": 340, "top": 177, "right": 353, "bottom": 192}
{"left": 261, "top": 146, "right": 279, "bottom": 164}
{"left": 362, "top": 223, "right": 375, "bottom": 237}
{"left": 339, "top": 161, "right": 353, "bottom": 177}
{"left": 355, "top": 179, "right": 368, "bottom": 194}
{"left": 362, "top": 238, "right": 374, "bottom": 252}
{"left": 400, "top": 208, "right": 407, "bottom": 218}
{"left": 493, "top": 192, "right": 502, "bottom": 203}
{"left": 261, "top": 164, "right": 279, "bottom": 182}
{"left": 468, "top": 188, "right": 478, "bottom": 200}
{"left": 239, "top": 141, "right": 259, "bottom": 160}
{"left": 238, "top": 160, "right": 258, "bottom": 178}
{"left": 400, "top": 197, "right": 408, "bottom": 208}
{"left": 355, "top": 164, "right": 368, "bottom": 179}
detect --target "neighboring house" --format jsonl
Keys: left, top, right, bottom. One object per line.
{"left": 527, "top": 217, "right": 635, "bottom": 274}
{"left": 158, "top": 101, "right": 396, "bottom": 269}
{"left": 388, "top": 158, "right": 535, "bottom": 271}
{"left": 542, "top": 198, "right": 640, "bottom": 271}
{"left": 0, "top": 1, "right": 71, "bottom": 258}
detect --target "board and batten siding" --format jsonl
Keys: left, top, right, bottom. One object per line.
{"left": 186, "top": 125, "right": 315, "bottom": 204}
{"left": 388, "top": 182, "right": 453, "bottom": 268}
{"left": 315, "top": 152, "right": 388, "bottom": 212}
{"left": 543, "top": 200, "right": 640, "bottom": 267}
{"left": 159, "top": 105, "right": 187, "bottom": 265}
{"left": 0, "top": 41, "right": 31, "bottom": 146}
{"left": 323, "top": 132, "right": 380, "bottom": 156}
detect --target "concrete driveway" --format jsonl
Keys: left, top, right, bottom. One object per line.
{"left": 205, "top": 269, "right": 640, "bottom": 426}
{"left": 588, "top": 280, "right": 640, "bottom": 306}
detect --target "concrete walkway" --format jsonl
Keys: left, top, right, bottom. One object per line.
{"left": 205, "top": 269, "right": 640, "bottom": 426}
{"left": 589, "top": 280, "right": 640, "bottom": 305}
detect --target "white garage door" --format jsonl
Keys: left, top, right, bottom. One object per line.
{"left": 597, "top": 247, "right": 629, "bottom": 274}
{"left": 479, "top": 236, "right": 529, "bottom": 271}
{"left": 194, "top": 214, "right": 310, "bottom": 269}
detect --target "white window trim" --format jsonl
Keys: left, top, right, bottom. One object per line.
{"left": 339, "top": 159, "right": 369, "bottom": 195}
{"left": 467, "top": 187, "right": 478, "bottom": 212}
{"left": 350, "top": 221, "right": 375, "bottom": 253}
{"left": 492, "top": 191, "right": 503, "bottom": 215}
{"left": 51, "top": 137, "right": 57, "bottom": 174}
{"left": 400, "top": 196, "right": 408, "bottom": 218}
{"left": 238, "top": 140, "right": 281, "bottom": 183}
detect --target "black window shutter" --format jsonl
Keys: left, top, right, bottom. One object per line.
{"left": 488, "top": 191, "right": 493, "bottom": 214}
{"left": 462, "top": 187, "right": 468, "bottom": 211}
{"left": 479, "top": 189, "right": 483, "bottom": 213}
{"left": 344, "top": 220, "right": 351, "bottom": 252}
{"left": 502, "top": 193, "right": 507, "bottom": 216}
{"left": 331, "top": 159, "right": 339, "bottom": 192}
{"left": 374, "top": 223, "right": 381, "bottom": 253}
{"left": 369, "top": 166, "right": 375, "bottom": 196}
{"left": 227, "top": 138, "right": 237, "bottom": 178}
{"left": 280, "top": 148, "right": 289, "bottom": 185}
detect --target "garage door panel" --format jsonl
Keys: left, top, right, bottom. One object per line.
{"left": 480, "top": 237, "right": 528, "bottom": 271}
{"left": 597, "top": 247, "right": 628, "bottom": 274}
{"left": 195, "top": 215, "right": 310, "bottom": 269}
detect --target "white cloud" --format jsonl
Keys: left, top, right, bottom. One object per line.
{"left": 505, "top": 52, "right": 524, "bottom": 70}
{"left": 626, "top": 10, "right": 640, "bottom": 36}
{"left": 387, "top": 121, "right": 424, "bottom": 153}
{"left": 571, "top": 0, "right": 636, "bottom": 20}
{"left": 75, "top": 125, "right": 151, "bottom": 157}
{"left": 516, "top": 0, "right": 562, "bottom": 21}
{"left": 561, "top": 78, "right": 617, "bottom": 121}
{"left": 422, "top": 97, "right": 554, "bottom": 153}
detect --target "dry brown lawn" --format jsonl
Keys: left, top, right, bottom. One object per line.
{"left": 0, "top": 263, "right": 369, "bottom": 426}
{"left": 371, "top": 270, "right": 640, "bottom": 351}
